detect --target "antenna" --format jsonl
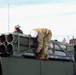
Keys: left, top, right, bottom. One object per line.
{"left": 8, "top": 4, "right": 10, "bottom": 33}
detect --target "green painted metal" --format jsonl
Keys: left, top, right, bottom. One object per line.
{"left": 0, "top": 57, "right": 74, "bottom": 75}
{"left": 41, "top": 60, "right": 74, "bottom": 75}
{"left": 13, "top": 44, "right": 29, "bottom": 52}
{"left": 74, "top": 51, "right": 76, "bottom": 60}
{"left": 1, "top": 57, "right": 40, "bottom": 75}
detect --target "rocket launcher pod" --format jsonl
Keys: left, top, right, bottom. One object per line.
{"left": 6, "top": 33, "right": 37, "bottom": 47}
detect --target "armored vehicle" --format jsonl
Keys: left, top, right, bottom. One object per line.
{"left": 0, "top": 33, "right": 76, "bottom": 75}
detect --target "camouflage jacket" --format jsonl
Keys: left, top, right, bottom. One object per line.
{"left": 33, "top": 28, "right": 52, "bottom": 53}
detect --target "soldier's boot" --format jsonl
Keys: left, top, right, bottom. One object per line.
{"left": 39, "top": 55, "right": 45, "bottom": 60}
{"left": 44, "top": 54, "right": 49, "bottom": 60}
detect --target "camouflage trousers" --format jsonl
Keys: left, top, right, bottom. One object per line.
{"left": 38, "top": 31, "right": 52, "bottom": 59}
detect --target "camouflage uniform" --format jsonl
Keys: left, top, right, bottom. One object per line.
{"left": 12, "top": 28, "right": 23, "bottom": 34}
{"left": 33, "top": 28, "right": 52, "bottom": 60}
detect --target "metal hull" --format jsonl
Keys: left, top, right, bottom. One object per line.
{"left": 0, "top": 57, "right": 75, "bottom": 75}
{"left": 0, "top": 33, "right": 76, "bottom": 75}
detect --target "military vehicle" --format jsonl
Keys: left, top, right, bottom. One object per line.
{"left": 0, "top": 33, "right": 76, "bottom": 75}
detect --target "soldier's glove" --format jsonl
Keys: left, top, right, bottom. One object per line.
{"left": 35, "top": 52, "right": 39, "bottom": 57}
{"left": 35, "top": 52, "right": 40, "bottom": 59}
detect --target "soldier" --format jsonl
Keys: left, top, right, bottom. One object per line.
{"left": 30, "top": 28, "right": 52, "bottom": 60}
{"left": 12, "top": 25, "right": 23, "bottom": 34}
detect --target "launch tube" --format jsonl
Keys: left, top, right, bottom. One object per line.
{"left": 48, "top": 41, "right": 66, "bottom": 50}
{"left": 6, "top": 33, "right": 13, "bottom": 43}
{"left": 7, "top": 33, "right": 37, "bottom": 48}
{"left": 6, "top": 44, "right": 13, "bottom": 54}
{"left": 0, "top": 34, "right": 6, "bottom": 43}
{"left": 0, "top": 44, "right": 6, "bottom": 54}
{"left": 6, "top": 33, "right": 18, "bottom": 44}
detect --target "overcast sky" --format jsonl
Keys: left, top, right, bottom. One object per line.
{"left": 0, "top": 0, "right": 76, "bottom": 42}
{"left": 0, "top": 0, "right": 76, "bottom": 5}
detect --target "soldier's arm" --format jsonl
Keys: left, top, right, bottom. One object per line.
{"left": 36, "top": 35, "right": 43, "bottom": 53}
